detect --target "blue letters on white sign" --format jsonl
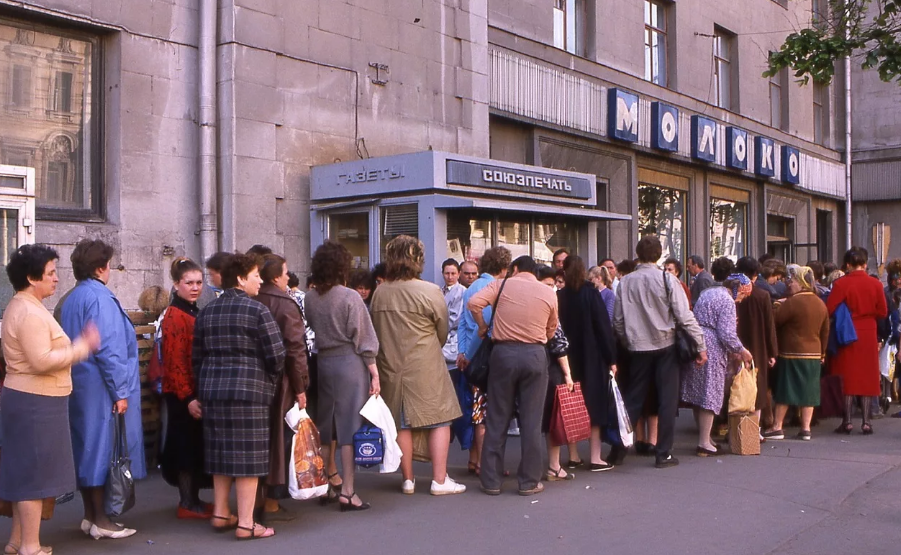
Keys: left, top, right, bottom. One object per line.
{"left": 690, "top": 115, "right": 717, "bottom": 162}
{"left": 651, "top": 102, "right": 679, "bottom": 152}
{"left": 782, "top": 145, "right": 800, "bottom": 184}
{"left": 607, "top": 88, "right": 639, "bottom": 142}
{"left": 755, "top": 136, "right": 776, "bottom": 178}
{"left": 726, "top": 127, "right": 748, "bottom": 171}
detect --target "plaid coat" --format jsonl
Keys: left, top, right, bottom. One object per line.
{"left": 193, "top": 288, "right": 286, "bottom": 405}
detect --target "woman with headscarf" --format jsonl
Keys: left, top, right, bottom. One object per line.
{"left": 680, "top": 258, "right": 753, "bottom": 457}
{"left": 762, "top": 265, "right": 829, "bottom": 441}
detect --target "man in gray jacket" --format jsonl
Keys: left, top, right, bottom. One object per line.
{"left": 687, "top": 254, "right": 715, "bottom": 305}
{"left": 612, "top": 236, "right": 707, "bottom": 468}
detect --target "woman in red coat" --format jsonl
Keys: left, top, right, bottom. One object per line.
{"left": 826, "top": 247, "right": 888, "bottom": 434}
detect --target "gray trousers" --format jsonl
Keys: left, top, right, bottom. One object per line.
{"left": 480, "top": 342, "right": 548, "bottom": 491}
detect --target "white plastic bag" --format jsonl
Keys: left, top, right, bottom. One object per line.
{"left": 285, "top": 404, "right": 328, "bottom": 500}
{"left": 359, "top": 395, "right": 402, "bottom": 473}
{"left": 610, "top": 374, "right": 634, "bottom": 448}
{"left": 879, "top": 342, "right": 897, "bottom": 378}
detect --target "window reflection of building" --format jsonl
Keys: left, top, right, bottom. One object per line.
{"left": 638, "top": 183, "right": 685, "bottom": 264}
{"left": 709, "top": 198, "right": 747, "bottom": 262}
{"left": 445, "top": 212, "right": 579, "bottom": 266}
{"left": 0, "top": 18, "right": 97, "bottom": 217}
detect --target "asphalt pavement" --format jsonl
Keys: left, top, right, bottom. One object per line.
{"left": 4, "top": 411, "right": 901, "bottom": 555}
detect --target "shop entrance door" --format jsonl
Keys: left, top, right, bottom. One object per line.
{"left": 0, "top": 165, "right": 37, "bottom": 311}
{"left": 766, "top": 215, "right": 795, "bottom": 263}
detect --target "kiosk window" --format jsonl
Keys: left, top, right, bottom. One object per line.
{"left": 638, "top": 184, "right": 685, "bottom": 264}
{"left": 329, "top": 212, "right": 369, "bottom": 269}
{"left": 535, "top": 220, "right": 578, "bottom": 266}
{"left": 447, "top": 213, "right": 492, "bottom": 262}
{"left": 709, "top": 198, "right": 747, "bottom": 263}
{"left": 497, "top": 218, "right": 531, "bottom": 259}
{"left": 381, "top": 204, "right": 418, "bottom": 259}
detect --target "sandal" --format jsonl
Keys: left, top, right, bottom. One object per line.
{"left": 210, "top": 514, "right": 238, "bottom": 533}
{"left": 320, "top": 473, "right": 342, "bottom": 505}
{"left": 467, "top": 461, "right": 478, "bottom": 474}
{"left": 235, "top": 522, "right": 275, "bottom": 541}
{"left": 6, "top": 545, "right": 52, "bottom": 555}
{"left": 545, "top": 467, "right": 575, "bottom": 481}
{"left": 862, "top": 423, "right": 874, "bottom": 435}
{"left": 833, "top": 423, "right": 853, "bottom": 435}
{"left": 338, "top": 492, "right": 371, "bottom": 512}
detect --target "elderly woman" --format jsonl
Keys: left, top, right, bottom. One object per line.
{"left": 159, "top": 258, "right": 211, "bottom": 519}
{"left": 193, "top": 253, "right": 286, "bottom": 540}
{"left": 304, "top": 242, "right": 380, "bottom": 511}
{"left": 369, "top": 235, "right": 465, "bottom": 496}
{"left": 762, "top": 266, "right": 829, "bottom": 441}
{"left": 588, "top": 265, "right": 615, "bottom": 321}
{"left": 255, "top": 254, "right": 309, "bottom": 519}
{"left": 680, "top": 258, "right": 753, "bottom": 456}
{"left": 827, "top": 247, "right": 888, "bottom": 434}
{"left": 1, "top": 245, "right": 99, "bottom": 555}
{"left": 60, "top": 239, "right": 146, "bottom": 539}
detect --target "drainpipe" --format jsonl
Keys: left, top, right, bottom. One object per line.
{"left": 844, "top": 22, "right": 853, "bottom": 250}
{"left": 198, "top": 0, "right": 218, "bottom": 263}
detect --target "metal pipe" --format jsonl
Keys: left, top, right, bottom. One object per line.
{"left": 844, "top": 18, "right": 853, "bottom": 250}
{"left": 198, "top": 0, "right": 218, "bottom": 264}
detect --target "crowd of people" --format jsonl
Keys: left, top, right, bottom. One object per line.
{"left": 0, "top": 234, "right": 894, "bottom": 552}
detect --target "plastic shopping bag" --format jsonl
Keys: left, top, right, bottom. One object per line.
{"left": 359, "top": 395, "right": 402, "bottom": 473}
{"left": 610, "top": 375, "right": 634, "bottom": 448}
{"left": 728, "top": 361, "right": 758, "bottom": 415}
{"left": 879, "top": 342, "right": 897, "bottom": 379}
{"left": 285, "top": 404, "right": 328, "bottom": 500}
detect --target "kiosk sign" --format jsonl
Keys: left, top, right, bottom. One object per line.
{"left": 446, "top": 161, "right": 593, "bottom": 200}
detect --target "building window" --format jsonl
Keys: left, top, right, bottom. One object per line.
{"left": 710, "top": 198, "right": 747, "bottom": 263}
{"left": 813, "top": 82, "right": 826, "bottom": 145}
{"left": 638, "top": 184, "right": 685, "bottom": 264}
{"left": 713, "top": 28, "right": 734, "bottom": 110}
{"left": 0, "top": 18, "right": 101, "bottom": 220}
{"left": 766, "top": 215, "right": 795, "bottom": 263}
{"left": 380, "top": 204, "right": 419, "bottom": 259}
{"left": 769, "top": 67, "right": 788, "bottom": 130}
{"left": 644, "top": 0, "right": 668, "bottom": 87}
{"left": 812, "top": 0, "right": 828, "bottom": 28}
{"left": 553, "top": 0, "right": 586, "bottom": 56}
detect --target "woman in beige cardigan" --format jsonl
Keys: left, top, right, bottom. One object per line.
{"left": 1, "top": 244, "right": 99, "bottom": 555}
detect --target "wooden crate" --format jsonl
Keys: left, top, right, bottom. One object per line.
{"left": 130, "top": 313, "right": 162, "bottom": 468}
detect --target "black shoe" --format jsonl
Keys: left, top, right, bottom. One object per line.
{"left": 608, "top": 445, "right": 627, "bottom": 466}
{"left": 589, "top": 462, "right": 614, "bottom": 472}
{"left": 655, "top": 454, "right": 679, "bottom": 468}
{"left": 565, "top": 459, "right": 583, "bottom": 469}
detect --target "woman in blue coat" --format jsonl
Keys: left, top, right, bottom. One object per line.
{"left": 60, "top": 239, "right": 146, "bottom": 540}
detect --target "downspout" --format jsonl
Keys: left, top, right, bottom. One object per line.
{"left": 198, "top": 0, "right": 218, "bottom": 263}
{"left": 844, "top": 18, "right": 853, "bottom": 250}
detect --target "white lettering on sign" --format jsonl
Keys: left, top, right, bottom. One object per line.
{"left": 616, "top": 97, "right": 638, "bottom": 135}
{"left": 337, "top": 165, "right": 405, "bottom": 185}
{"left": 482, "top": 169, "right": 572, "bottom": 192}
{"left": 734, "top": 134, "right": 747, "bottom": 162}
{"left": 699, "top": 124, "right": 715, "bottom": 156}
{"left": 788, "top": 151, "right": 799, "bottom": 176}
{"left": 661, "top": 111, "right": 677, "bottom": 143}
{"left": 760, "top": 143, "right": 774, "bottom": 170}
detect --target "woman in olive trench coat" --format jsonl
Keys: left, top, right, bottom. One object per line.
{"left": 369, "top": 236, "right": 465, "bottom": 496}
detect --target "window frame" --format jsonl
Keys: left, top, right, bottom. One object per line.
{"left": 644, "top": 0, "right": 668, "bottom": 87}
{"left": 769, "top": 67, "right": 787, "bottom": 130}
{"left": 553, "top": 0, "right": 586, "bottom": 57}
{"left": 813, "top": 81, "right": 826, "bottom": 145}
{"left": 0, "top": 15, "right": 105, "bottom": 222}
{"left": 713, "top": 27, "right": 734, "bottom": 110}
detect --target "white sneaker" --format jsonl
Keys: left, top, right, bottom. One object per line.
{"left": 430, "top": 476, "right": 466, "bottom": 496}
{"left": 401, "top": 479, "right": 415, "bottom": 495}
{"left": 89, "top": 524, "right": 137, "bottom": 540}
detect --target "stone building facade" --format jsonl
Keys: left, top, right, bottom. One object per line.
{"left": 0, "top": 0, "right": 846, "bottom": 307}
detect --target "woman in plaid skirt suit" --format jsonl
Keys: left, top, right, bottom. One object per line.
{"left": 193, "top": 253, "right": 286, "bottom": 540}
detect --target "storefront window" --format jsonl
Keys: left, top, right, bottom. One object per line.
{"left": 497, "top": 218, "right": 531, "bottom": 260}
{"left": 447, "top": 212, "right": 492, "bottom": 262}
{"left": 638, "top": 184, "right": 685, "bottom": 264}
{"left": 709, "top": 198, "right": 747, "bottom": 262}
{"left": 534, "top": 219, "right": 579, "bottom": 266}
{"left": 329, "top": 212, "right": 369, "bottom": 269}
{"left": 380, "top": 204, "right": 418, "bottom": 261}
{"left": 767, "top": 215, "right": 795, "bottom": 263}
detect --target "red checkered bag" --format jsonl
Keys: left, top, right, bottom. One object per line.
{"left": 549, "top": 382, "right": 591, "bottom": 447}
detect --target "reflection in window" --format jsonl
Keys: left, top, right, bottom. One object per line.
{"left": 709, "top": 198, "right": 747, "bottom": 262}
{"left": 0, "top": 208, "right": 19, "bottom": 312}
{"left": 52, "top": 71, "right": 73, "bottom": 113}
{"left": 497, "top": 218, "right": 531, "bottom": 260}
{"left": 329, "top": 212, "right": 369, "bottom": 269}
{"left": 534, "top": 219, "right": 578, "bottom": 266}
{"left": 10, "top": 65, "right": 31, "bottom": 108}
{"left": 638, "top": 184, "right": 684, "bottom": 265}
{"left": 447, "top": 213, "right": 492, "bottom": 262}
{"left": 380, "top": 204, "right": 418, "bottom": 259}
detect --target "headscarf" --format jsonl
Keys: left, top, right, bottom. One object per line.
{"left": 727, "top": 273, "right": 752, "bottom": 299}
{"left": 787, "top": 264, "right": 815, "bottom": 292}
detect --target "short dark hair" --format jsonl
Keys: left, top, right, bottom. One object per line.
{"left": 617, "top": 259, "right": 637, "bottom": 276}
{"left": 71, "top": 239, "right": 114, "bottom": 281}
{"left": 735, "top": 256, "right": 760, "bottom": 279}
{"left": 6, "top": 244, "right": 59, "bottom": 292}
{"left": 170, "top": 257, "right": 202, "bottom": 283}
{"left": 563, "top": 255, "right": 587, "bottom": 290}
{"left": 287, "top": 271, "right": 300, "bottom": 289}
{"left": 663, "top": 257, "right": 683, "bottom": 277}
{"left": 246, "top": 244, "right": 273, "bottom": 257}
{"left": 600, "top": 258, "right": 615, "bottom": 266}
{"left": 221, "top": 252, "right": 261, "bottom": 289}
{"left": 758, "top": 253, "right": 775, "bottom": 265}
{"left": 761, "top": 258, "right": 786, "bottom": 279}
{"left": 348, "top": 268, "right": 374, "bottom": 291}
{"left": 824, "top": 262, "right": 837, "bottom": 277}
{"left": 688, "top": 255, "right": 706, "bottom": 269}
{"left": 807, "top": 260, "right": 825, "bottom": 281}
{"left": 259, "top": 254, "right": 287, "bottom": 284}
{"left": 710, "top": 257, "right": 735, "bottom": 282}
{"left": 205, "top": 251, "right": 231, "bottom": 272}
{"left": 843, "top": 247, "right": 868, "bottom": 269}
{"left": 311, "top": 241, "right": 352, "bottom": 294}
{"left": 371, "top": 263, "right": 387, "bottom": 281}
{"left": 511, "top": 255, "right": 537, "bottom": 275}
{"left": 479, "top": 246, "right": 512, "bottom": 276}
{"left": 635, "top": 236, "right": 663, "bottom": 264}
{"left": 534, "top": 264, "right": 556, "bottom": 282}
{"left": 441, "top": 258, "right": 460, "bottom": 272}
{"left": 553, "top": 248, "right": 569, "bottom": 259}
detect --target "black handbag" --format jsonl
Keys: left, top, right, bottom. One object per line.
{"left": 463, "top": 277, "right": 509, "bottom": 392}
{"left": 104, "top": 413, "right": 136, "bottom": 518}
{"left": 663, "top": 270, "right": 701, "bottom": 364}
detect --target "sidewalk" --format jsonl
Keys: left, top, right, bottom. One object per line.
{"left": 4, "top": 412, "right": 900, "bottom": 555}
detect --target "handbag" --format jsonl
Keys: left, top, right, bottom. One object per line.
{"left": 284, "top": 404, "right": 328, "bottom": 500}
{"left": 463, "top": 277, "right": 510, "bottom": 392}
{"left": 549, "top": 383, "right": 591, "bottom": 447}
{"left": 353, "top": 424, "right": 385, "bottom": 468}
{"left": 104, "top": 413, "right": 136, "bottom": 518}
{"left": 663, "top": 270, "right": 701, "bottom": 363}
{"left": 728, "top": 360, "right": 759, "bottom": 414}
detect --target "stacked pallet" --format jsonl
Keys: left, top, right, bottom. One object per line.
{"left": 129, "top": 311, "right": 161, "bottom": 469}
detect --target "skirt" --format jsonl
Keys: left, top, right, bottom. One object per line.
{"left": 203, "top": 401, "right": 270, "bottom": 477}
{"left": 160, "top": 394, "right": 211, "bottom": 489}
{"left": 774, "top": 358, "right": 821, "bottom": 407}
{"left": 316, "top": 353, "right": 368, "bottom": 447}
{"left": 0, "top": 388, "right": 76, "bottom": 501}
{"left": 541, "top": 361, "right": 566, "bottom": 434}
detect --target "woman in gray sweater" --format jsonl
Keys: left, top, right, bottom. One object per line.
{"left": 304, "top": 242, "right": 380, "bottom": 512}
